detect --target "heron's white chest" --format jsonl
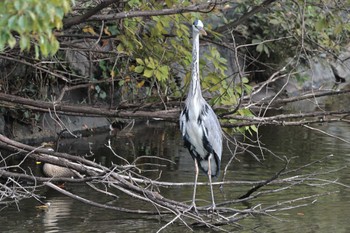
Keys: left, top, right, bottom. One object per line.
{"left": 185, "top": 98, "right": 206, "bottom": 156}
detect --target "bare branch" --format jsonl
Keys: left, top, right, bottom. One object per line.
{"left": 81, "top": 1, "right": 229, "bottom": 24}
{"left": 63, "top": 0, "right": 121, "bottom": 28}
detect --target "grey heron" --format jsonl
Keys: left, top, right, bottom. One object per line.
{"left": 179, "top": 19, "right": 223, "bottom": 212}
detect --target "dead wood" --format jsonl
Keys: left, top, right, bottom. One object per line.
{"left": 1, "top": 91, "right": 350, "bottom": 129}
{"left": 0, "top": 133, "right": 346, "bottom": 231}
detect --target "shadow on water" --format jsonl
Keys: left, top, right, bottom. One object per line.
{"left": 1, "top": 119, "right": 350, "bottom": 232}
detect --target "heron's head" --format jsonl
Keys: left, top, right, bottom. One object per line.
{"left": 193, "top": 19, "right": 207, "bottom": 36}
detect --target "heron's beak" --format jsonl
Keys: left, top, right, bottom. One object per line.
{"left": 199, "top": 28, "right": 207, "bottom": 36}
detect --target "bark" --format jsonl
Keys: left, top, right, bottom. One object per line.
{"left": 1, "top": 91, "right": 349, "bottom": 128}
{"left": 0, "top": 93, "right": 179, "bottom": 120}
{"left": 63, "top": 0, "right": 121, "bottom": 28}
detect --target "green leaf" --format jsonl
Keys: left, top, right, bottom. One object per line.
{"left": 136, "top": 58, "right": 144, "bottom": 65}
{"left": 95, "top": 85, "right": 101, "bottom": 93}
{"left": 252, "top": 39, "right": 261, "bottom": 44}
{"left": 242, "top": 77, "right": 249, "bottom": 84}
{"left": 0, "top": 0, "right": 73, "bottom": 56}
{"left": 28, "top": 10, "right": 37, "bottom": 22}
{"left": 146, "top": 57, "right": 156, "bottom": 69}
{"left": 256, "top": 43, "right": 264, "bottom": 53}
{"left": 165, "top": 0, "right": 174, "bottom": 8}
{"left": 250, "top": 125, "right": 258, "bottom": 133}
{"left": 159, "top": 65, "right": 169, "bottom": 76}
{"left": 19, "top": 36, "right": 29, "bottom": 50}
{"left": 154, "top": 69, "right": 162, "bottom": 81}
{"left": 143, "top": 68, "right": 154, "bottom": 78}
{"left": 18, "top": 15, "right": 27, "bottom": 32}
{"left": 118, "top": 80, "right": 125, "bottom": 86}
{"left": 8, "top": 16, "right": 17, "bottom": 28}
{"left": 99, "top": 91, "right": 107, "bottom": 99}
{"left": 35, "top": 45, "right": 39, "bottom": 58}
{"left": 269, "top": 19, "right": 280, "bottom": 25}
{"left": 263, "top": 44, "right": 270, "bottom": 57}
{"left": 315, "top": 18, "right": 327, "bottom": 31}
{"left": 134, "top": 65, "right": 144, "bottom": 73}
{"left": 8, "top": 36, "right": 16, "bottom": 48}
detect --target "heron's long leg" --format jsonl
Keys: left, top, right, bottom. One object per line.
{"left": 207, "top": 155, "right": 216, "bottom": 210}
{"left": 192, "top": 159, "right": 199, "bottom": 209}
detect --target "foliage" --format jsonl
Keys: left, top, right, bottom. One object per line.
{"left": 233, "top": 0, "right": 350, "bottom": 60}
{"left": 114, "top": 1, "right": 243, "bottom": 112}
{"left": 2, "top": 0, "right": 350, "bottom": 135}
{"left": 134, "top": 57, "right": 169, "bottom": 82}
{"left": 116, "top": 12, "right": 193, "bottom": 92}
{"left": 0, "top": 0, "right": 74, "bottom": 57}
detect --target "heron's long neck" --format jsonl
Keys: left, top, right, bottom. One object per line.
{"left": 189, "top": 30, "right": 202, "bottom": 99}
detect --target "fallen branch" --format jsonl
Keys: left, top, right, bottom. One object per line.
{"left": 0, "top": 133, "right": 347, "bottom": 230}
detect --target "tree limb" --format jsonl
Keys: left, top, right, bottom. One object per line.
{"left": 215, "top": 0, "right": 278, "bottom": 33}
{"left": 238, "top": 159, "right": 288, "bottom": 199}
{"left": 75, "top": 1, "right": 229, "bottom": 24}
{"left": 63, "top": 0, "right": 121, "bottom": 28}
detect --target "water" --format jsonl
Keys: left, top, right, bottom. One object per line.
{"left": 1, "top": 120, "right": 350, "bottom": 232}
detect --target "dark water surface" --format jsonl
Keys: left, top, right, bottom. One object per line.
{"left": 1, "top": 120, "right": 350, "bottom": 232}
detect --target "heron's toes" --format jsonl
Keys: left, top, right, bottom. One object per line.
{"left": 185, "top": 203, "right": 199, "bottom": 215}
{"left": 206, "top": 204, "right": 218, "bottom": 215}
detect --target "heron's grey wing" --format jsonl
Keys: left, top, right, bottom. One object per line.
{"left": 200, "top": 103, "right": 223, "bottom": 160}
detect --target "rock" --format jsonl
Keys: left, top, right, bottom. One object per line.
{"left": 11, "top": 114, "right": 110, "bottom": 143}
{"left": 331, "top": 47, "right": 350, "bottom": 83}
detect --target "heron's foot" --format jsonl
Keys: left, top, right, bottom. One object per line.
{"left": 206, "top": 204, "right": 218, "bottom": 215}
{"left": 185, "top": 203, "right": 199, "bottom": 215}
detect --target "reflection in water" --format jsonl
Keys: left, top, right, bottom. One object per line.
{"left": 1, "top": 120, "right": 350, "bottom": 232}
{"left": 41, "top": 194, "right": 74, "bottom": 233}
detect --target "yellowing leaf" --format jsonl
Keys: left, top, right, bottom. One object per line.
{"left": 124, "top": 75, "right": 131, "bottom": 82}
{"left": 83, "top": 26, "right": 96, "bottom": 35}
{"left": 104, "top": 27, "right": 111, "bottom": 36}
{"left": 116, "top": 44, "right": 125, "bottom": 53}
{"left": 110, "top": 70, "right": 115, "bottom": 78}
{"left": 137, "top": 80, "right": 145, "bottom": 88}
{"left": 334, "top": 24, "right": 342, "bottom": 35}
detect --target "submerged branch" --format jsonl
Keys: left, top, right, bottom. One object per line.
{"left": 0, "top": 133, "right": 347, "bottom": 230}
